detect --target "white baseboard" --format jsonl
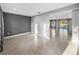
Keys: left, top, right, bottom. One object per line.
{"left": 4, "top": 32, "right": 50, "bottom": 40}
{"left": 4, "top": 32, "right": 32, "bottom": 39}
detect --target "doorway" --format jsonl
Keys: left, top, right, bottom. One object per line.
{"left": 50, "top": 19, "right": 72, "bottom": 39}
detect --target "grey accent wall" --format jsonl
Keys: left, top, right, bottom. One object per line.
{"left": 3, "top": 12, "right": 31, "bottom": 37}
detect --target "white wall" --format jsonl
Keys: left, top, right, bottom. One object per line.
{"left": 72, "top": 9, "right": 79, "bottom": 44}
{"left": 31, "top": 10, "right": 72, "bottom": 39}
{"left": 72, "top": 9, "right": 79, "bottom": 26}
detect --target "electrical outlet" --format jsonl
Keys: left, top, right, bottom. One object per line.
{"left": 7, "top": 33, "right": 10, "bottom": 35}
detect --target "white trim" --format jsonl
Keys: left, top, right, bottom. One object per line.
{"left": 4, "top": 32, "right": 50, "bottom": 40}
{"left": 4, "top": 32, "right": 32, "bottom": 39}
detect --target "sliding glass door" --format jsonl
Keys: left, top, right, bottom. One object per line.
{"left": 59, "top": 19, "right": 72, "bottom": 38}
{"left": 50, "top": 19, "right": 72, "bottom": 39}
{"left": 50, "top": 20, "right": 57, "bottom": 38}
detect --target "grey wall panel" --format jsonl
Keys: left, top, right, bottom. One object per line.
{"left": 3, "top": 13, "right": 31, "bottom": 37}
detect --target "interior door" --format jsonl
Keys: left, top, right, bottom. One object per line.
{"left": 50, "top": 20, "right": 56, "bottom": 38}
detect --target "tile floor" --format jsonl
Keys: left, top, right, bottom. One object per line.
{"left": 0, "top": 33, "right": 73, "bottom": 55}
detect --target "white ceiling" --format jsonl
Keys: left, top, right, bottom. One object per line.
{"left": 0, "top": 3, "right": 74, "bottom": 16}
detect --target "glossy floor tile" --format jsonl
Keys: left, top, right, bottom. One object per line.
{"left": 0, "top": 33, "right": 71, "bottom": 55}
{"left": 63, "top": 40, "right": 78, "bottom": 55}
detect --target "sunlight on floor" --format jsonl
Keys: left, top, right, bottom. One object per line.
{"left": 63, "top": 27, "right": 79, "bottom": 55}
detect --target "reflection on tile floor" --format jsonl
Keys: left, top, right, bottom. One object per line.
{"left": 0, "top": 33, "right": 71, "bottom": 55}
